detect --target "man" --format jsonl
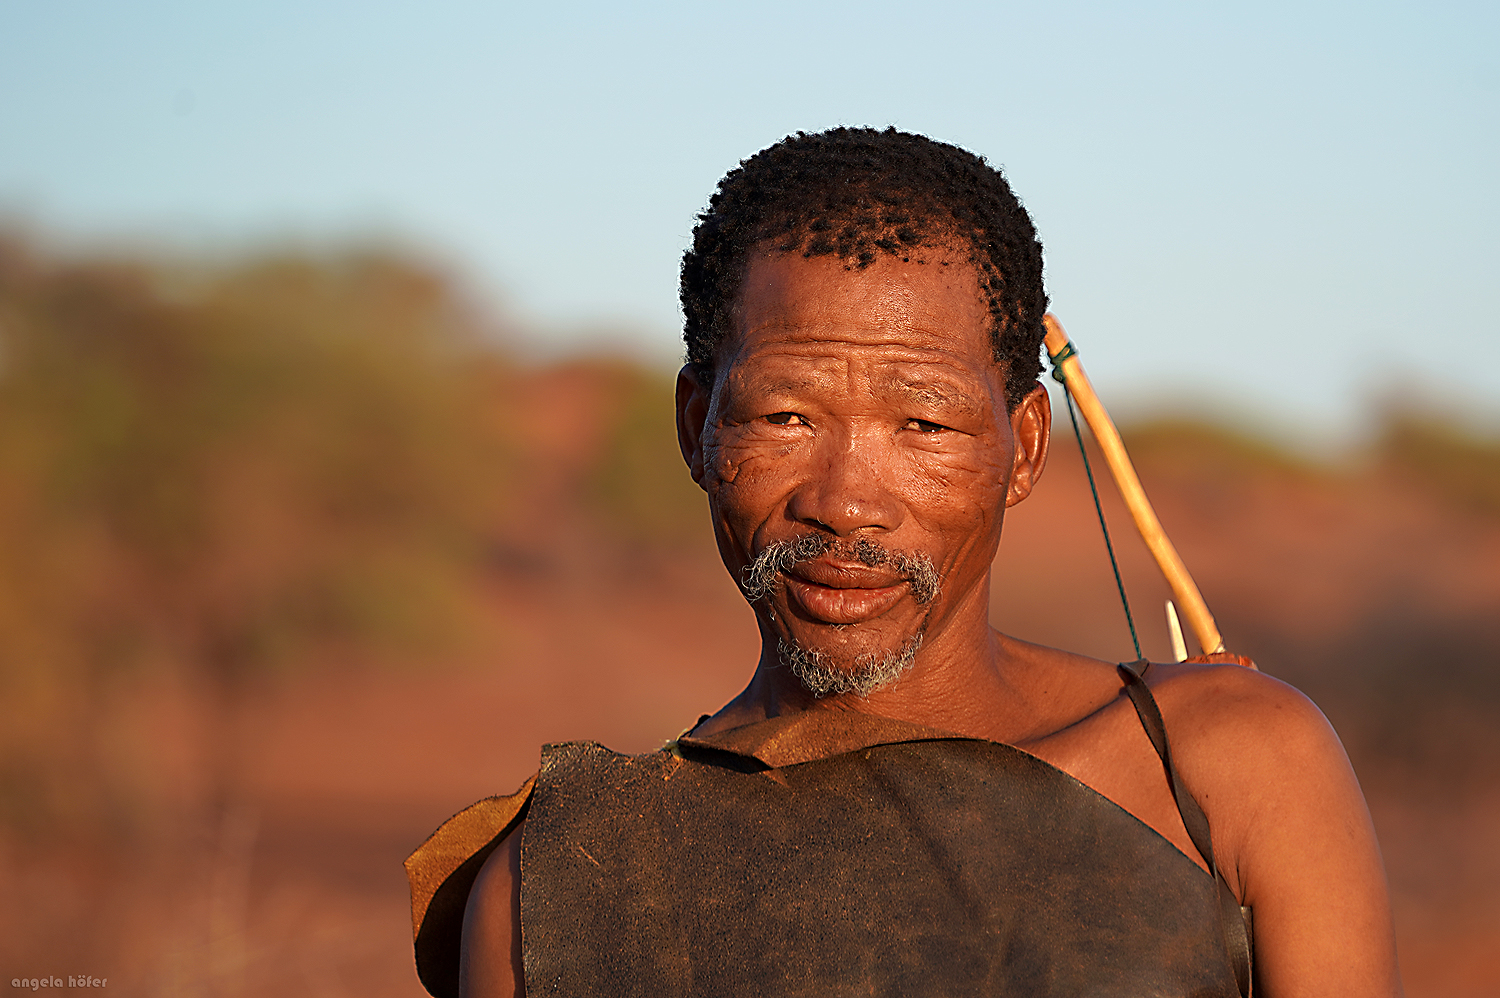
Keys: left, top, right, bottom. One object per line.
{"left": 406, "top": 128, "right": 1402, "bottom": 997}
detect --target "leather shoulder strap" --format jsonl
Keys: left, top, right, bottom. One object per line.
{"left": 1118, "top": 662, "right": 1253, "bottom": 997}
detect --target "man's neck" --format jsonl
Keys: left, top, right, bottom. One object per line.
{"left": 700, "top": 594, "right": 1058, "bottom": 743}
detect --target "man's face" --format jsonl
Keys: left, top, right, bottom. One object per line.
{"left": 677, "top": 247, "right": 1047, "bottom": 693}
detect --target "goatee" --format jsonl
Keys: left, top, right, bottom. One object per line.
{"left": 776, "top": 632, "right": 925, "bottom": 698}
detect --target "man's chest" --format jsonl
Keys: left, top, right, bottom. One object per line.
{"left": 516, "top": 736, "right": 1241, "bottom": 997}
{"left": 1015, "top": 693, "right": 1208, "bottom": 874}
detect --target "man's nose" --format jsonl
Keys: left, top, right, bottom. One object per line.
{"left": 785, "top": 430, "right": 904, "bottom": 537}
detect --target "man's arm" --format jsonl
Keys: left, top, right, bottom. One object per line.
{"left": 460, "top": 821, "right": 525, "bottom": 998}
{"left": 1161, "top": 665, "right": 1403, "bottom": 997}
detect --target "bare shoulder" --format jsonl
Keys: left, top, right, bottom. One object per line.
{"left": 1146, "top": 662, "right": 1345, "bottom": 784}
{"left": 460, "top": 821, "right": 525, "bottom": 998}
{"left": 1142, "top": 662, "right": 1363, "bottom": 862}
{"left": 1147, "top": 663, "right": 1404, "bottom": 997}
{"left": 1142, "top": 662, "right": 1363, "bottom": 877}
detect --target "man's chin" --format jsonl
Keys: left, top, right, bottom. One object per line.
{"left": 777, "top": 633, "right": 924, "bottom": 698}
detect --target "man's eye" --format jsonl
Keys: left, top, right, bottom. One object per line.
{"left": 764, "top": 412, "right": 806, "bottom": 426}
{"left": 907, "top": 419, "right": 946, "bottom": 433}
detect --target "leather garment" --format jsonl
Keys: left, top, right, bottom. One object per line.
{"left": 518, "top": 708, "right": 1244, "bottom": 997}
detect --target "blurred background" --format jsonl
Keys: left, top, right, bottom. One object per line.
{"left": 0, "top": 1, "right": 1496, "bottom": 995}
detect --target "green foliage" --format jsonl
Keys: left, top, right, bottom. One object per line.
{"left": 0, "top": 243, "right": 511, "bottom": 687}
{"left": 1121, "top": 410, "right": 1500, "bottom": 520}
{"left": 583, "top": 365, "right": 706, "bottom": 546}
{"left": 1119, "top": 417, "right": 1317, "bottom": 482}
{"left": 1376, "top": 410, "right": 1500, "bottom": 517}
{"left": 0, "top": 237, "right": 513, "bottom": 836}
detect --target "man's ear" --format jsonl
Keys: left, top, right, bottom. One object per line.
{"left": 1005, "top": 383, "right": 1051, "bottom": 508}
{"left": 675, "top": 364, "right": 711, "bottom": 488}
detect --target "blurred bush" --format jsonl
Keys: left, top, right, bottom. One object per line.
{"left": 0, "top": 233, "right": 716, "bottom": 845}
{"left": 0, "top": 237, "right": 518, "bottom": 839}
{"left": 1376, "top": 408, "right": 1500, "bottom": 517}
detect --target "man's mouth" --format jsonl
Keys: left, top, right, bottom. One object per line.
{"left": 782, "top": 559, "right": 910, "bottom": 624}
{"left": 782, "top": 575, "right": 907, "bottom": 624}
{"left": 739, "top": 534, "right": 941, "bottom": 621}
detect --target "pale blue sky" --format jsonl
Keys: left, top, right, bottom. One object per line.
{"left": 2, "top": 1, "right": 1495, "bottom": 445}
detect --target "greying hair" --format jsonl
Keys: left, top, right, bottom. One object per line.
{"left": 740, "top": 535, "right": 941, "bottom": 605}
{"left": 777, "top": 633, "right": 925, "bottom": 698}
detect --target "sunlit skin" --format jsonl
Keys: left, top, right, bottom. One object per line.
{"left": 460, "top": 248, "right": 1404, "bottom": 998}
{"left": 682, "top": 246, "right": 1039, "bottom": 720}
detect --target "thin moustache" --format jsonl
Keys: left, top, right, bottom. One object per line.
{"left": 785, "top": 558, "right": 909, "bottom": 590}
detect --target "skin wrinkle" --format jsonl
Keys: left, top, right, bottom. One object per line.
{"left": 692, "top": 248, "right": 1019, "bottom": 697}
{"left": 899, "top": 383, "right": 971, "bottom": 413}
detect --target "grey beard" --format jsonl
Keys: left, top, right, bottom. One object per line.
{"left": 740, "top": 534, "right": 941, "bottom": 606}
{"left": 777, "top": 632, "right": 925, "bottom": 698}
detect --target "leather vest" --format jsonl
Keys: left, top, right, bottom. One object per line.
{"left": 520, "top": 668, "right": 1249, "bottom": 997}
{"left": 406, "top": 664, "right": 1253, "bottom": 997}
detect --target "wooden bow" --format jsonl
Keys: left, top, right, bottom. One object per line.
{"left": 1042, "top": 313, "right": 1239, "bottom": 661}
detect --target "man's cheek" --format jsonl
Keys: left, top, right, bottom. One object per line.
{"left": 904, "top": 451, "right": 1011, "bottom": 511}
{"left": 710, "top": 468, "right": 770, "bottom": 521}
{"left": 707, "top": 439, "right": 791, "bottom": 494}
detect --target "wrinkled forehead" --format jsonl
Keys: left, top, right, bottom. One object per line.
{"left": 720, "top": 349, "right": 999, "bottom": 426}
{"left": 716, "top": 248, "right": 1000, "bottom": 391}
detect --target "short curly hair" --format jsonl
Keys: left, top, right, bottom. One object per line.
{"left": 680, "top": 127, "right": 1047, "bottom": 407}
